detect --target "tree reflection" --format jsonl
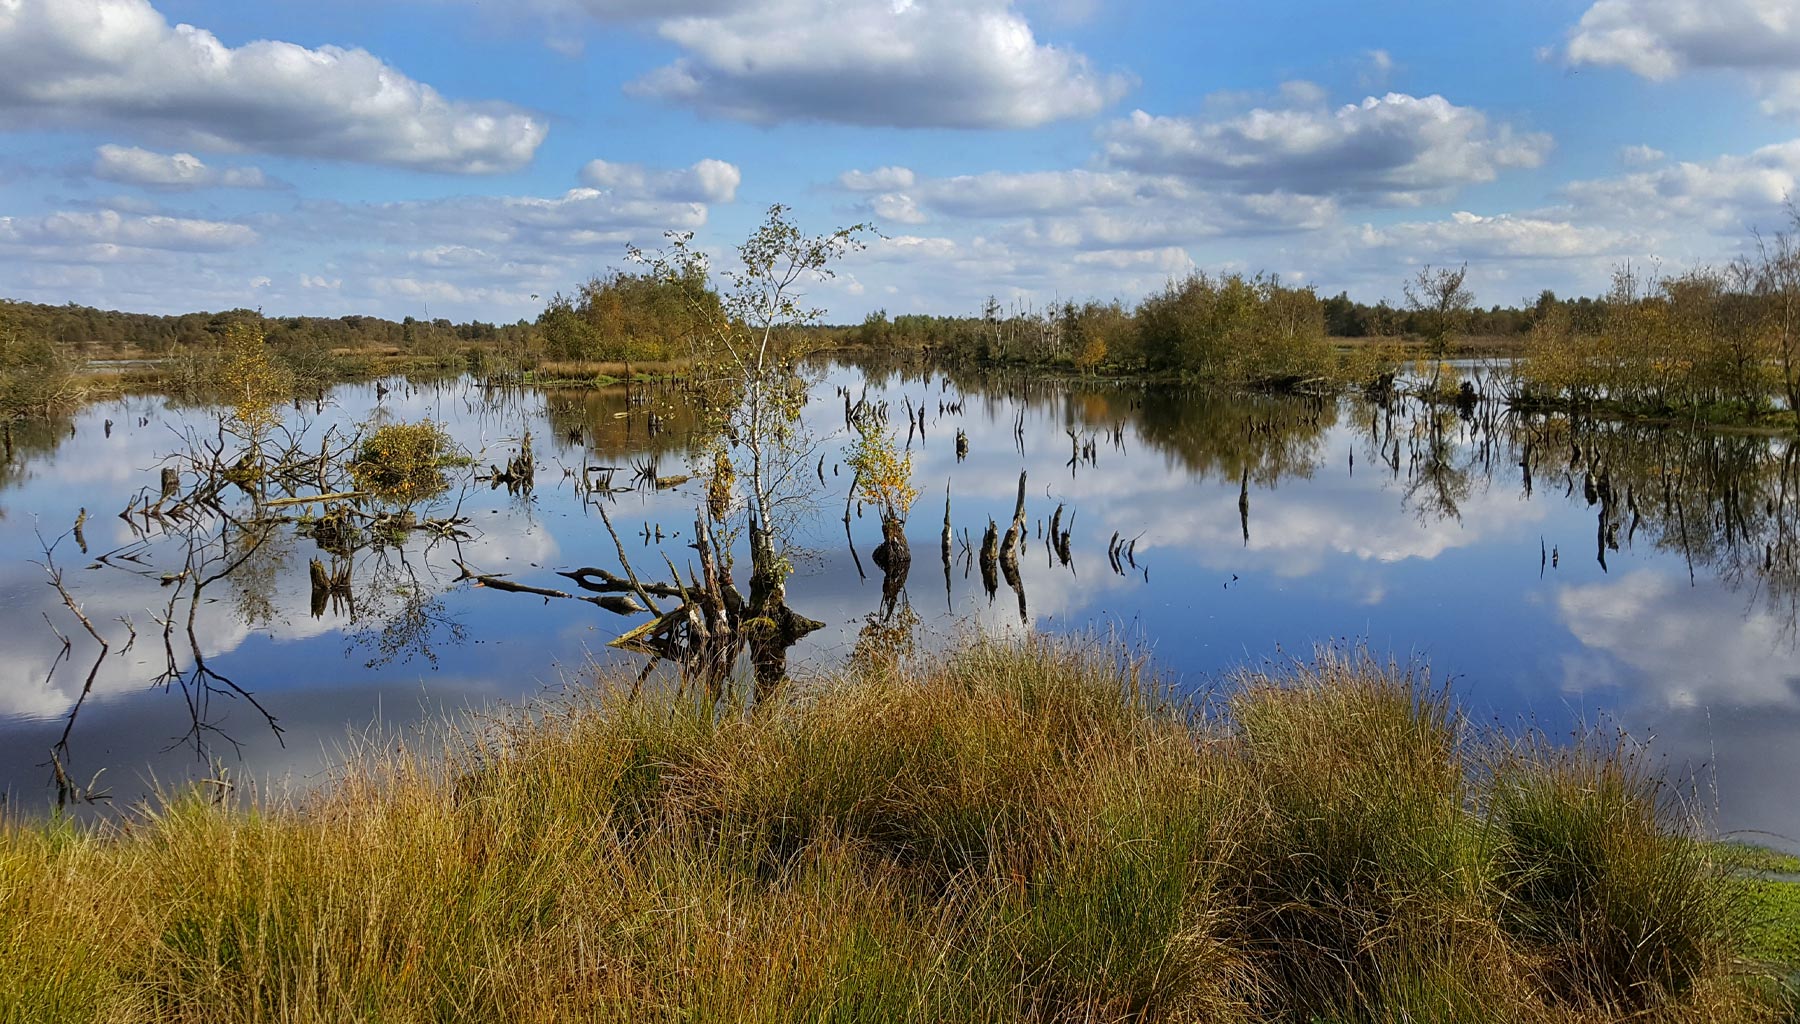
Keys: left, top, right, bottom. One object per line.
{"left": 348, "top": 551, "right": 467, "bottom": 670}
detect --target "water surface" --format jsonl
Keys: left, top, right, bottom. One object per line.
{"left": 2, "top": 360, "right": 1795, "bottom": 849}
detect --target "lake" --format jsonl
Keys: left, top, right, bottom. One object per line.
{"left": 2, "top": 357, "right": 1796, "bottom": 849}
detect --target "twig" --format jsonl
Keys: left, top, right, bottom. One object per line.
{"left": 598, "top": 504, "right": 663, "bottom": 615}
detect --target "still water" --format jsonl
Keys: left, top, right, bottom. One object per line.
{"left": 1, "top": 359, "right": 1796, "bottom": 847}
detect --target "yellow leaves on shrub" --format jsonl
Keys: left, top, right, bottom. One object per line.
{"left": 221, "top": 322, "right": 289, "bottom": 434}
{"left": 846, "top": 422, "right": 917, "bottom": 522}
{"left": 350, "top": 420, "right": 459, "bottom": 504}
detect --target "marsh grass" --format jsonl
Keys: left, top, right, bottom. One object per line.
{"left": 0, "top": 640, "right": 1787, "bottom": 1022}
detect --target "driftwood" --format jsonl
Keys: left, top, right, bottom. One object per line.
{"left": 557, "top": 566, "right": 683, "bottom": 598}
{"left": 598, "top": 505, "right": 663, "bottom": 615}
{"left": 456, "top": 561, "right": 647, "bottom": 616}
{"left": 455, "top": 561, "right": 571, "bottom": 600}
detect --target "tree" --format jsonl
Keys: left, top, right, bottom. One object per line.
{"left": 1753, "top": 202, "right": 1800, "bottom": 431}
{"left": 632, "top": 204, "right": 871, "bottom": 629}
{"left": 846, "top": 417, "right": 918, "bottom": 571}
{"left": 219, "top": 321, "right": 289, "bottom": 440}
{"left": 1403, "top": 263, "right": 1472, "bottom": 391}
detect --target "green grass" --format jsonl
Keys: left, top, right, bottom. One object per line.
{"left": 0, "top": 640, "right": 1786, "bottom": 1023}
{"left": 1717, "top": 841, "right": 1800, "bottom": 876}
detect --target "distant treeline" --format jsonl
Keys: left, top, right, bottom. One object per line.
{"left": 11, "top": 217, "right": 1800, "bottom": 426}
{"left": 842, "top": 272, "right": 1584, "bottom": 388}
{"left": 0, "top": 298, "right": 532, "bottom": 357}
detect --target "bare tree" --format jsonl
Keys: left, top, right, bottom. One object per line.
{"left": 633, "top": 204, "right": 870, "bottom": 626}
{"left": 1403, "top": 263, "right": 1473, "bottom": 391}
{"left": 1753, "top": 201, "right": 1800, "bottom": 431}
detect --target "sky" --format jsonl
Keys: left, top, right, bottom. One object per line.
{"left": 2, "top": 0, "right": 1800, "bottom": 324}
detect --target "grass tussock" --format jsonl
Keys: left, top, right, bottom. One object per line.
{"left": 0, "top": 640, "right": 1790, "bottom": 1023}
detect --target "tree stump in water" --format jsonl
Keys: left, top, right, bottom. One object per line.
{"left": 979, "top": 518, "right": 1000, "bottom": 597}
{"left": 871, "top": 514, "right": 911, "bottom": 571}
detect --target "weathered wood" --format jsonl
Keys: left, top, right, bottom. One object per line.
{"left": 456, "top": 562, "right": 570, "bottom": 600}
{"left": 598, "top": 505, "right": 663, "bottom": 615}
{"left": 556, "top": 567, "right": 683, "bottom": 598}
{"left": 581, "top": 594, "right": 647, "bottom": 616}
{"left": 941, "top": 484, "right": 953, "bottom": 563}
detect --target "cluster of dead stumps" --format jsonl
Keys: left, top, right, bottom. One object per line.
{"left": 31, "top": 403, "right": 512, "bottom": 803}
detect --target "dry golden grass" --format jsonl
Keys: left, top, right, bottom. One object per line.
{"left": 534, "top": 358, "right": 686, "bottom": 382}
{"left": 0, "top": 640, "right": 1786, "bottom": 1023}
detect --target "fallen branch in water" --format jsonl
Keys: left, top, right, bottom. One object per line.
{"left": 456, "top": 561, "right": 648, "bottom": 615}
{"left": 454, "top": 561, "right": 571, "bottom": 600}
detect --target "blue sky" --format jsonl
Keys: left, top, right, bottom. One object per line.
{"left": 2, "top": 0, "right": 1799, "bottom": 324}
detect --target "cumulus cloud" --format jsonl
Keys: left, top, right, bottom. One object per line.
{"left": 844, "top": 166, "right": 1338, "bottom": 251}
{"left": 1362, "top": 211, "right": 1638, "bottom": 261}
{"left": 486, "top": 0, "right": 736, "bottom": 18}
{"left": 1564, "top": 0, "right": 1800, "bottom": 115}
{"left": 1099, "top": 93, "right": 1552, "bottom": 205}
{"left": 625, "top": 0, "right": 1131, "bottom": 128}
{"left": 579, "top": 157, "right": 740, "bottom": 203}
{"left": 914, "top": 169, "right": 1176, "bottom": 218}
{"left": 866, "top": 193, "right": 928, "bottom": 225}
{"left": 840, "top": 166, "right": 918, "bottom": 192}
{"left": 1, "top": 151, "right": 745, "bottom": 322}
{"left": 0, "top": 0, "right": 546, "bottom": 173}
{"left": 0, "top": 208, "right": 257, "bottom": 252}
{"left": 92, "top": 144, "right": 269, "bottom": 189}
{"left": 1620, "top": 144, "right": 1667, "bottom": 166}
{"left": 1560, "top": 138, "right": 1800, "bottom": 233}
{"left": 1359, "top": 49, "right": 1397, "bottom": 91}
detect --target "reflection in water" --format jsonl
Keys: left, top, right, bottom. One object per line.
{"left": 0, "top": 414, "right": 71, "bottom": 507}
{"left": 348, "top": 551, "right": 468, "bottom": 670}
{"left": 2, "top": 365, "right": 1799, "bottom": 844}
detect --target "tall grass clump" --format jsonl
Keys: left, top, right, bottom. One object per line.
{"left": 0, "top": 639, "right": 1781, "bottom": 1023}
{"left": 1221, "top": 651, "right": 1530, "bottom": 1020}
{"left": 1486, "top": 737, "right": 1744, "bottom": 1013}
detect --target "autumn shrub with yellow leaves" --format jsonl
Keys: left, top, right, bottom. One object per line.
{"left": 348, "top": 419, "right": 465, "bottom": 505}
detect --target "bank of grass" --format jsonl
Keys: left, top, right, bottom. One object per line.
{"left": 527, "top": 357, "right": 686, "bottom": 388}
{"left": 1, "top": 641, "right": 1793, "bottom": 1022}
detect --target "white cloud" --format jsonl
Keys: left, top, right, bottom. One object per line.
{"left": 93, "top": 144, "right": 269, "bottom": 189}
{"left": 1359, "top": 49, "right": 1397, "bottom": 91}
{"left": 625, "top": 0, "right": 1131, "bottom": 128}
{"left": 1362, "top": 211, "right": 1638, "bottom": 261}
{"left": 1560, "top": 139, "right": 1800, "bottom": 234}
{"left": 1621, "top": 144, "right": 1667, "bottom": 166}
{"left": 0, "top": 0, "right": 547, "bottom": 173}
{"left": 840, "top": 166, "right": 918, "bottom": 192}
{"left": 493, "top": 0, "right": 736, "bottom": 18}
{"left": 867, "top": 193, "right": 928, "bottom": 225}
{"left": 0, "top": 208, "right": 257, "bottom": 252}
{"left": 307, "top": 187, "right": 710, "bottom": 253}
{"left": 915, "top": 169, "right": 1175, "bottom": 218}
{"left": 848, "top": 167, "right": 1339, "bottom": 252}
{"left": 1099, "top": 93, "right": 1552, "bottom": 206}
{"left": 579, "top": 157, "right": 741, "bottom": 203}
{"left": 1564, "top": 0, "right": 1800, "bottom": 115}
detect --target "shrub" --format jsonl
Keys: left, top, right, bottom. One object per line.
{"left": 348, "top": 419, "right": 463, "bottom": 504}
{"left": 1486, "top": 737, "right": 1741, "bottom": 1011}
{"left": 0, "top": 324, "right": 82, "bottom": 416}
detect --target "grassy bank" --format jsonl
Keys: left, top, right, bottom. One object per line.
{"left": 2, "top": 641, "right": 1795, "bottom": 1022}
